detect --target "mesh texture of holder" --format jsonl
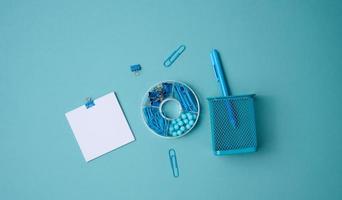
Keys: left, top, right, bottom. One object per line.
{"left": 207, "top": 94, "right": 257, "bottom": 155}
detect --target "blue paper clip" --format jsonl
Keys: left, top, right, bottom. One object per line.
{"left": 143, "top": 107, "right": 169, "bottom": 136}
{"left": 174, "top": 83, "right": 198, "bottom": 112}
{"left": 130, "top": 64, "right": 142, "bottom": 76}
{"left": 169, "top": 148, "right": 179, "bottom": 177}
{"left": 85, "top": 97, "right": 95, "bottom": 109}
{"left": 163, "top": 45, "right": 186, "bottom": 67}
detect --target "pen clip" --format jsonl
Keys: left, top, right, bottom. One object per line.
{"left": 210, "top": 52, "right": 219, "bottom": 82}
{"left": 169, "top": 148, "right": 179, "bottom": 178}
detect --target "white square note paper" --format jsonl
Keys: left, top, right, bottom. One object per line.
{"left": 65, "top": 92, "right": 135, "bottom": 162}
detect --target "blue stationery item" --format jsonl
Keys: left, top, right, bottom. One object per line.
{"left": 173, "top": 83, "right": 198, "bottom": 113}
{"left": 163, "top": 45, "right": 186, "bottom": 67}
{"left": 210, "top": 49, "right": 229, "bottom": 96}
{"left": 210, "top": 49, "right": 237, "bottom": 128}
{"left": 148, "top": 82, "right": 173, "bottom": 107}
{"left": 208, "top": 49, "right": 257, "bottom": 155}
{"left": 85, "top": 97, "right": 95, "bottom": 109}
{"left": 130, "top": 64, "right": 142, "bottom": 76}
{"left": 168, "top": 148, "right": 179, "bottom": 177}
{"left": 143, "top": 107, "right": 169, "bottom": 136}
{"left": 142, "top": 81, "right": 200, "bottom": 138}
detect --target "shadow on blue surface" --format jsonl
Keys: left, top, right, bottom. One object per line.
{"left": 254, "top": 95, "right": 274, "bottom": 153}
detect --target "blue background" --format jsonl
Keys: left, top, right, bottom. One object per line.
{"left": 1, "top": 0, "right": 342, "bottom": 199}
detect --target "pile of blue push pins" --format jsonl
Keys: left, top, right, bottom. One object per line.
{"left": 169, "top": 112, "right": 197, "bottom": 137}
{"left": 142, "top": 81, "right": 200, "bottom": 138}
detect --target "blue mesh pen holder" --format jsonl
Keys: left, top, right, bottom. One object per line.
{"left": 207, "top": 94, "right": 257, "bottom": 155}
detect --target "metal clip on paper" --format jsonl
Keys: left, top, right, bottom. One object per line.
{"left": 169, "top": 148, "right": 179, "bottom": 178}
{"left": 85, "top": 97, "right": 95, "bottom": 109}
{"left": 163, "top": 45, "right": 186, "bottom": 67}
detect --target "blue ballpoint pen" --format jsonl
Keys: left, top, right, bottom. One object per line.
{"left": 210, "top": 49, "right": 238, "bottom": 128}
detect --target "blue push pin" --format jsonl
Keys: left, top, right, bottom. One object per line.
{"left": 130, "top": 64, "right": 142, "bottom": 76}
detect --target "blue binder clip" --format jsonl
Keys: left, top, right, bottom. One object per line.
{"left": 85, "top": 97, "right": 95, "bottom": 109}
{"left": 169, "top": 148, "right": 179, "bottom": 177}
{"left": 130, "top": 64, "right": 142, "bottom": 76}
{"left": 163, "top": 45, "right": 186, "bottom": 67}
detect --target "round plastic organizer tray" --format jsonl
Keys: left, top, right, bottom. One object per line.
{"left": 141, "top": 81, "right": 200, "bottom": 138}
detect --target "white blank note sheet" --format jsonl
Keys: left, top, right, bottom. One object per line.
{"left": 65, "top": 92, "right": 135, "bottom": 162}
